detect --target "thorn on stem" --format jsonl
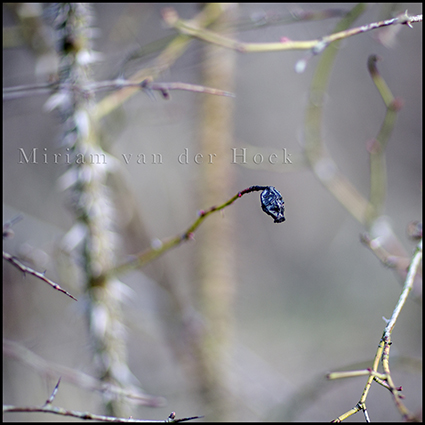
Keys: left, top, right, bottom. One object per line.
{"left": 160, "top": 89, "right": 171, "bottom": 100}
{"left": 400, "top": 10, "right": 414, "bottom": 29}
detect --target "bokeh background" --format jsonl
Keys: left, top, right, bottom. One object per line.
{"left": 3, "top": 3, "right": 422, "bottom": 421}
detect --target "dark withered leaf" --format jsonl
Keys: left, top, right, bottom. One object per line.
{"left": 260, "top": 186, "right": 285, "bottom": 223}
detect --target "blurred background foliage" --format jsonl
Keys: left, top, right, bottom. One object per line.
{"left": 3, "top": 3, "right": 422, "bottom": 421}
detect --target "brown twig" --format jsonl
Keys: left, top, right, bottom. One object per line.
{"left": 3, "top": 79, "right": 235, "bottom": 101}
{"left": 3, "top": 405, "right": 203, "bottom": 423}
{"left": 109, "top": 186, "right": 283, "bottom": 277}
{"left": 3, "top": 251, "right": 77, "bottom": 301}
{"left": 3, "top": 377, "right": 199, "bottom": 422}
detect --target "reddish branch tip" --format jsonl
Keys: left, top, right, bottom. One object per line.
{"left": 280, "top": 37, "right": 292, "bottom": 43}
{"left": 366, "top": 138, "right": 380, "bottom": 154}
{"left": 407, "top": 221, "right": 422, "bottom": 240}
{"left": 161, "top": 7, "right": 178, "bottom": 25}
{"left": 390, "top": 97, "right": 404, "bottom": 111}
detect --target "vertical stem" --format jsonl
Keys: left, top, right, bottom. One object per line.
{"left": 194, "top": 4, "right": 237, "bottom": 420}
{"left": 51, "top": 4, "right": 131, "bottom": 417}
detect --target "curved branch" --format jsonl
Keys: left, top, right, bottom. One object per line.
{"left": 109, "top": 186, "right": 285, "bottom": 277}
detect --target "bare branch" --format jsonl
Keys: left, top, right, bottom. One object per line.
{"left": 384, "top": 240, "right": 423, "bottom": 337}
{"left": 3, "top": 404, "right": 203, "bottom": 423}
{"left": 3, "top": 79, "right": 235, "bottom": 101}
{"left": 110, "top": 185, "right": 285, "bottom": 276}
{"left": 3, "top": 377, "right": 198, "bottom": 421}
{"left": 329, "top": 239, "right": 423, "bottom": 422}
{"left": 164, "top": 8, "right": 422, "bottom": 54}
{"left": 3, "top": 251, "right": 77, "bottom": 301}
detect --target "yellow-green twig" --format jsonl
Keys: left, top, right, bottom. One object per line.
{"left": 366, "top": 55, "right": 403, "bottom": 225}
{"left": 330, "top": 239, "right": 422, "bottom": 422}
{"left": 384, "top": 240, "right": 423, "bottom": 337}
{"left": 303, "top": 4, "right": 371, "bottom": 224}
{"left": 368, "top": 55, "right": 395, "bottom": 108}
{"left": 165, "top": 8, "right": 422, "bottom": 53}
{"left": 109, "top": 187, "right": 268, "bottom": 277}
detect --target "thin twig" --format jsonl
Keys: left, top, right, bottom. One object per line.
{"left": 365, "top": 55, "right": 403, "bottom": 225}
{"left": 3, "top": 214, "right": 23, "bottom": 239}
{"left": 329, "top": 239, "right": 422, "bottom": 422}
{"left": 3, "top": 405, "right": 203, "bottom": 423}
{"left": 384, "top": 240, "right": 422, "bottom": 337}
{"left": 43, "top": 377, "right": 61, "bottom": 407}
{"left": 3, "top": 251, "right": 77, "bottom": 301}
{"left": 380, "top": 337, "right": 412, "bottom": 420}
{"left": 94, "top": 3, "right": 232, "bottom": 120}
{"left": 3, "top": 79, "right": 235, "bottom": 101}
{"left": 3, "top": 377, "right": 192, "bottom": 421}
{"left": 225, "top": 8, "right": 347, "bottom": 32}
{"left": 360, "top": 233, "right": 399, "bottom": 269}
{"left": 164, "top": 8, "right": 422, "bottom": 53}
{"left": 109, "top": 186, "right": 275, "bottom": 277}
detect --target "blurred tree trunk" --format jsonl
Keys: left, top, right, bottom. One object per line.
{"left": 194, "top": 4, "right": 238, "bottom": 421}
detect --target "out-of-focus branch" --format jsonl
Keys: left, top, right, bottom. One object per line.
{"left": 3, "top": 339, "right": 164, "bottom": 407}
{"left": 3, "top": 79, "right": 235, "bottom": 101}
{"left": 191, "top": 8, "right": 237, "bottom": 418}
{"left": 365, "top": 55, "right": 403, "bottom": 225}
{"left": 93, "top": 3, "right": 233, "bottom": 120}
{"left": 225, "top": 7, "right": 347, "bottom": 32}
{"left": 303, "top": 4, "right": 371, "bottom": 224}
{"left": 47, "top": 4, "right": 133, "bottom": 416}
